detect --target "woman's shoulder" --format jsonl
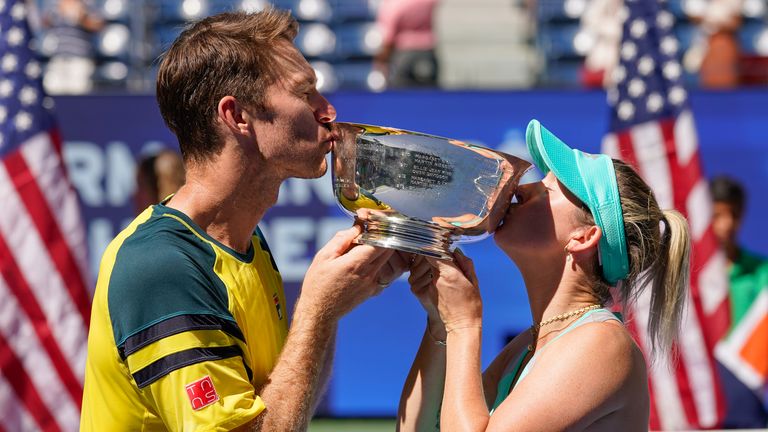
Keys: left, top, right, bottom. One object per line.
{"left": 547, "top": 318, "right": 643, "bottom": 367}
{"left": 534, "top": 319, "right": 647, "bottom": 398}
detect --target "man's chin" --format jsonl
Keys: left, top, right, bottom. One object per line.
{"left": 294, "top": 160, "right": 328, "bottom": 180}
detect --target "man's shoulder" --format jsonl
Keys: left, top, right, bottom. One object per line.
{"left": 104, "top": 210, "right": 232, "bottom": 352}
{"left": 735, "top": 248, "right": 768, "bottom": 273}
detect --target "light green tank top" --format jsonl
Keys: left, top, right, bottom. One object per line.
{"left": 490, "top": 308, "right": 622, "bottom": 413}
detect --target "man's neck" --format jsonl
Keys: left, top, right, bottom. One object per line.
{"left": 166, "top": 155, "right": 281, "bottom": 254}
{"left": 724, "top": 242, "right": 740, "bottom": 265}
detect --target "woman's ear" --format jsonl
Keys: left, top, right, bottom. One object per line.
{"left": 568, "top": 225, "right": 602, "bottom": 255}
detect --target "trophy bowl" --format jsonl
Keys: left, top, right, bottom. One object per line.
{"left": 331, "top": 123, "right": 532, "bottom": 259}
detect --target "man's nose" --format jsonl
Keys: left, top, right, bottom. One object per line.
{"left": 315, "top": 94, "right": 337, "bottom": 123}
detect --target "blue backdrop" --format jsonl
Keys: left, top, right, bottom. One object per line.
{"left": 55, "top": 90, "right": 768, "bottom": 416}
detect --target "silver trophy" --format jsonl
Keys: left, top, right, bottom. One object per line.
{"left": 331, "top": 123, "right": 532, "bottom": 259}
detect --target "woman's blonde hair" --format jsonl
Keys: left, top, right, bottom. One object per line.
{"left": 578, "top": 159, "right": 691, "bottom": 355}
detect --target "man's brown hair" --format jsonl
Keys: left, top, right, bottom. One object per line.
{"left": 156, "top": 9, "right": 299, "bottom": 162}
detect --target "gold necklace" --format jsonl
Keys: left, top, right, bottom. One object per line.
{"left": 527, "top": 304, "right": 602, "bottom": 352}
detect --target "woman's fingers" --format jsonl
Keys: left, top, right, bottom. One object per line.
{"left": 453, "top": 249, "right": 479, "bottom": 286}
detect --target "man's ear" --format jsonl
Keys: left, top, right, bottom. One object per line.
{"left": 567, "top": 225, "right": 602, "bottom": 255}
{"left": 217, "top": 96, "right": 252, "bottom": 136}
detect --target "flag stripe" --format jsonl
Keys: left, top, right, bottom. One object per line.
{"left": 1, "top": 3, "right": 90, "bottom": 430}
{"left": 0, "top": 332, "right": 61, "bottom": 432}
{"left": 0, "top": 275, "right": 81, "bottom": 431}
{"left": 20, "top": 132, "right": 90, "bottom": 289}
{"left": 662, "top": 119, "right": 724, "bottom": 428}
{"left": 0, "top": 159, "right": 88, "bottom": 382}
{"left": 0, "top": 362, "right": 42, "bottom": 432}
{"left": 0, "top": 233, "right": 84, "bottom": 408}
{"left": 676, "top": 294, "right": 719, "bottom": 427}
{"left": 630, "top": 285, "right": 688, "bottom": 430}
{"left": 613, "top": 118, "right": 724, "bottom": 429}
{"left": 604, "top": 0, "right": 728, "bottom": 427}
{"left": 3, "top": 148, "right": 91, "bottom": 326}
{"left": 672, "top": 343, "right": 700, "bottom": 426}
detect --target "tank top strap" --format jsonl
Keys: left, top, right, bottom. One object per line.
{"left": 517, "top": 308, "right": 620, "bottom": 382}
{"left": 490, "top": 308, "right": 621, "bottom": 413}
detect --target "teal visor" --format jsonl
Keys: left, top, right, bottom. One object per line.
{"left": 525, "top": 119, "right": 629, "bottom": 284}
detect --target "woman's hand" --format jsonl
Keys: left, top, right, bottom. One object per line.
{"left": 408, "top": 255, "right": 446, "bottom": 340}
{"left": 429, "top": 249, "right": 482, "bottom": 332}
{"left": 408, "top": 250, "right": 482, "bottom": 336}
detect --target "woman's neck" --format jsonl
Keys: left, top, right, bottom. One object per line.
{"left": 519, "top": 255, "right": 601, "bottom": 334}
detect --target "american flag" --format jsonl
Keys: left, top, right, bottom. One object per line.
{"left": 600, "top": 0, "right": 730, "bottom": 429}
{"left": 0, "top": 1, "right": 90, "bottom": 430}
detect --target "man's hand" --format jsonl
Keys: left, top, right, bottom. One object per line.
{"left": 300, "top": 225, "right": 398, "bottom": 319}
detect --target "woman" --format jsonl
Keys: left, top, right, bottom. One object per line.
{"left": 398, "top": 120, "right": 690, "bottom": 431}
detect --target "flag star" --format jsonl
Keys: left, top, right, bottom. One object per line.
{"left": 25, "top": 60, "right": 41, "bottom": 79}
{"left": 10, "top": 2, "right": 25, "bottom": 21}
{"left": 612, "top": 65, "right": 626, "bottom": 83}
{"left": 0, "top": 1, "right": 5, "bottom": 13}
{"left": 621, "top": 41, "right": 637, "bottom": 61}
{"left": 661, "top": 36, "right": 678, "bottom": 56}
{"left": 647, "top": 93, "right": 664, "bottom": 112}
{"left": 2, "top": 53, "right": 18, "bottom": 72}
{"left": 630, "top": 19, "right": 647, "bottom": 38}
{"left": 14, "top": 111, "right": 32, "bottom": 131}
{"left": 607, "top": 87, "right": 619, "bottom": 106}
{"left": 637, "top": 56, "right": 655, "bottom": 75}
{"left": 0, "top": 134, "right": 4, "bottom": 148}
{"left": 0, "top": 79, "right": 13, "bottom": 97}
{"left": 669, "top": 86, "right": 687, "bottom": 105}
{"left": 618, "top": 6, "right": 629, "bottom": 23}
{"left": 663, "top": 61, "right": 682, "bottom": 80}
{"left": 6, "top": 27, "right": 23, "bottom": 46}
{"left": 657, "top": 11, "right": 674, "bottom": 30}
{"left": 618, "top": 101, "right": 635, "bottom": 120}
{"left": 628, "top": 78, "right": 646, "bottom": 98}
{"left": 0, "top": 106, "right": 6, "bottom": 123}
{"left": 43, "top": 97, "right": 55, "bottom": 109}
{"left": 19, "top": 86, "right": 37, "bottom": 106}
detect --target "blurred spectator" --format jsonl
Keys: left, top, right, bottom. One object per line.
{"left": 578, "top": 0, "right": 623, "bottom": 88}
{"left": 41, "top": 0, "right": 104, "bottom": 94}
{"left": 374, "top": 0, "right": 439, "bottom": 88}
{"left": 134, "top": 150, "right": 185, "bottom": 214}
{"left": 710, "top": 175, "right": 768, "bottom": 428}
{"left": 686, "top": 0, "right": 743, "bottom": 88}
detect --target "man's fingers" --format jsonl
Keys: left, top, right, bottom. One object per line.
{"left": 318, "top": 225, "right": 363, "bottom": 259}
{"left": 342, "top": 243, "right": 393, "bottom": 272}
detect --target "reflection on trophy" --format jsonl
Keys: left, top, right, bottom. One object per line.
{"left": 332, "top": 123, "right": 532, "bottom": 259}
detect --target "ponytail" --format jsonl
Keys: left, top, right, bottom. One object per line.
{"left": 580, "top": 160, "right": 692, "bottom": 358}
{"left": 647, "top": 210, "right": 690, "bottom": 354}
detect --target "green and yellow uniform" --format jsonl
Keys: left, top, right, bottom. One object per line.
{"left": 728, "top": 248, "right": 768, "bottom": 328}
{"left": 81, "top": 203, "right": 287, "bottom": 431}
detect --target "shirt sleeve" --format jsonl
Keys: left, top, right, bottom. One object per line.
{"left": 121, "top": 321, "right": 264, "bottom": 431}
{"left": 107, "top": 231, "right": 266, "bottom": 431}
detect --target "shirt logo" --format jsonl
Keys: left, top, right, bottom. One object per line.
{"left": 185, "top": 376, "right": 219, "bottom": 410}
{"left": 273, "top": 293, "right": 283, "bottom": 320}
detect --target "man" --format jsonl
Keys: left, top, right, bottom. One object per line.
{"left": 80, "top": 9, "right": 407, "bottom": 431}
{"left": 710, "top": 175, "right": 768, "bottom": 428}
